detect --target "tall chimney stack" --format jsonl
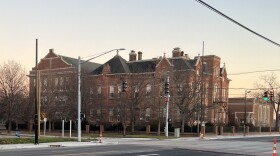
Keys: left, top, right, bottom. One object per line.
{"left": 129, "top": 50, "right": 137, "bottom": 61}
{"left": 138, "top": 51, "right": 142, "bottom": 60}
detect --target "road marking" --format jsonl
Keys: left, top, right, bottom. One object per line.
{"left": 137, "top": 154, "right": 160, "bottom": 156}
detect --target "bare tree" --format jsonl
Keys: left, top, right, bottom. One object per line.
{"left": 116, "top": 75, "right": 148, "bottom": 135}
{"left": 173, "top": 70, "right": 203, "bottom": 133}
{"left": 254, "top": 73, "right": 280, "bottom": 130}
{"left": 39, "top": 70, "right": 78, "bottom": 132}
{"left": 0, "top": 60, "right": 28, "bottom": 133}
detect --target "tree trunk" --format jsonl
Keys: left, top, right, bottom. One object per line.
{"left": 8, "top": 120, "right": 12, "bottom": 134}
{"left": 131, "top": 121, "right": 135, "bottom": 134}
{"left": 275, "top": 114, "right": 279, "bottom": 131}
{"left": 52, "top": 122, "right": 55, "bottom": 131}
{"left": 15, "top": 121, "right": 19, "bottom": 131}
{"left": 48, "top": 121, "right": 51, "bottom": 132}
{"left": 122, "top": 122, "right": 126, "bottom": 136}
{"left": 157, "top": 120, "right": 161, "bottom": 136}
{"left": 181, "top": 118, "right": 185, "bottom": 133}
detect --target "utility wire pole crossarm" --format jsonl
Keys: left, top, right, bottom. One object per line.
{"left": 77, "top": 48, "right": 125, "bottom": 142}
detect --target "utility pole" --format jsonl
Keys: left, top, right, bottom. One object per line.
{"left": 34, "top": 39, "right": 39, "bottom": 144}
{"left": 77, "top": 56, "right": 81, "bottom": 142}
{"left": 164, "top": 76, "right": 170, "bottom": 138}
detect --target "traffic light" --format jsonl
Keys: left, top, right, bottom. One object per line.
{"left": 122, "top": 80, "right": 127, "bottom": 92}
{"left": 269, "top": 90, "right": 274, "bottom": 98}
{"left": 263, "top": 91, "right": 268, "bottom": 101}
{"left": 168, "top": 118, "right": 172, "bottom": 123}
{"left": 80, "top": 113, "right": 85, "bottom": 119}
{"left": 164, "top": 81, "right": 169, "bottom": 95}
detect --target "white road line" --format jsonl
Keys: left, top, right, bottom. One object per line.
{"left": 136, "top": 154, "right": 160, "bottom": 156}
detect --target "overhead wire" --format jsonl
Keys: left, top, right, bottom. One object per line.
{"left": 228, "top": 69, "right": 280, "bottom": 75}
{"left": 195, "top": 0, "right": 280, "bottom": 47}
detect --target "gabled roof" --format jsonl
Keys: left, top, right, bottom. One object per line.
{"left": 92, "top": 55, "right": 130, "bottom": 74}
{"left": 59, "top": 55, "right": 101, "bottom": 73}
{"left": 169, "top": 57, "right": 193, "bottom": 71}
{"left": 128, "top": 59, "right": 159, "bottom": 73}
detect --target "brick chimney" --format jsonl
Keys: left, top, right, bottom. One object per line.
{"left": 172, "top": 47, "right": 181, "bottom": 57}
{"left": 129, "top": 50, "right": 137, "bottom": 61}
{"left": 138, "top": 51, "right": 142, "bottom": 60}
{"left": 181, "top": 51, "right": 184, "bottom": 56}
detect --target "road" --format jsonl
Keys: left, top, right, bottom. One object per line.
{"left": 0, "top": 135, "right": 279, "bottom": 156}
{"left": 0, "top": 144, "right": 242, "bottom": 156}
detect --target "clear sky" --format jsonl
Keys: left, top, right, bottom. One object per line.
{"left": 1, "top": 0, "right": 279, "bottom": 97}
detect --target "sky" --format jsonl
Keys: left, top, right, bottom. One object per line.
{"left": 1, "top": 0, "right": 280, "bottom": 97}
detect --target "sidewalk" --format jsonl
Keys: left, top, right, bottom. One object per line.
{"left": 0, "top": 140, "right": 118, "bottom": 150}
{"left": 1, "top": 132, "right": 279, "bottom": 150}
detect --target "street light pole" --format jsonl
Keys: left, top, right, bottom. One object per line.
{"left": 34, "top": 39, "right": 39, "bottom": 145}
{"left": 77, "top": 56, "right": 81, "bottom": 142}
{"left": 244, "top": 90, "right": 251, "bottom": 136}
{"left": 165, "top": 75, "right": 170, "bottom": 138}
{"left": 77, "top": 48, "right": 125, "bottom": 142}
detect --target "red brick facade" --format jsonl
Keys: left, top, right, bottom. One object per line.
{"left": 228, "top": 98, "right": 274, "bottom": 127}
{"left": 29, "top": 48, "right": 230, "bottom": 130}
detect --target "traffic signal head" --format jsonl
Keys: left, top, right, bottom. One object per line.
{"left": 263, "top": 91, "right": 268, "bottom": 101}
{"left": 164, "top": 81, "right": 169, "bottom": 95}
{"left": 80, "top": 113, "right": 85, "bottom": 119}
{"left": 269, "top": 90, "right": 274, "bottom": 97}
{"left": 122, "top": 80, "right": 127, "bottom": 92}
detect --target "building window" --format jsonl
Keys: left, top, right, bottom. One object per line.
{"left": 267, "top": 106, "right": 270, "bottom": 125}
{"left": 65, "top": 77, "right": 70, "bottom": 82}
{"left": 55, "top": 77, "right": 58, "bottom": 86}
{"left": 109, "top": 85, "right": 114, "bottom": 98}
{"left": 41, "top": 96, "right": 47, "bottom": 107}
{"left": 59, "top": 77, "right": 63, "bottom": 86}
{"left": 118, "top": 85, "right": 122, "bottom": 98}
{"left": 145, "top": 108, "right": 151, "bottom": 121}
{"left": 146, "top": 84, "right": 151, "bottom": 97}
{"left": 222, "top": 88, "right": 226, "bottom": 101}
{"left": 177, "top": 82, "right": 183, "bottom": 96}
{"left": 213, "top": 83, "right": 218, "bottom": 102}
{"left": 109, "top": 110, "right": 113, "bottom": 122}
{"left": 43, "top": 78, "right": 47, "bottom": 86}
{"left": 134, "top": 85, "right": 139, "bottom": 98}
{"left": 97, "top": 86, "right": 101, "bottom": 98}
{"left": 116, "top": 108, "right": 120, "bottom": 122}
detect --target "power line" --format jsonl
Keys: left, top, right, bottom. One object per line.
{"left": 228, "top": 69, "right": 280, "bottom": 75}
{"left": 195, "top": 0, "right": 280, "bottom": 47}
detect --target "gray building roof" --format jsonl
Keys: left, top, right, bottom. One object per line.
{"left": 92, "top": 55, "right": 130, "bottom": 74}
{"left": 91, "top": 54, "right": 216, "bottom": 75}
{"left": 59, "top": 55, "right": 101, "bottom": 73}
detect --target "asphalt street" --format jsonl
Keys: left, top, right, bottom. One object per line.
{"left": 1, "top": 134, "right": 280, "bottom": 155}
{"left": 0, "top": 144, "right": 244, "bottom": 156}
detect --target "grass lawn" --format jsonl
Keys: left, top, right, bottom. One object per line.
{"left": 0, "top": 137, "right": 92, "bottom": 145}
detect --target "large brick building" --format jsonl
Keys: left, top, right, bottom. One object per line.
{"left": 29, "top": 47, "right": 230, "bottom": 131}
